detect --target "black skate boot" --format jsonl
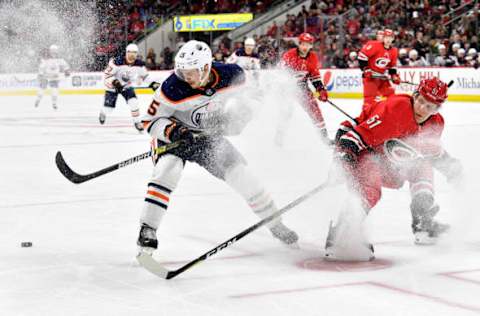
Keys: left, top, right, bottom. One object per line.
{"left": 270, "top": 222, "right": 299, "bottom": 247}
{"left": 99, "top": 112, "right": 106, "bottom": 125}
{"left": 134, "top": 121, "right": 144, "bottom": 132}
{"left": 411, "top": 194, "right": 450, "bottom": 245}
{"left": 34, "top": 99, "right": 40, "bottom": 108}
{"left": 137, "top": 223, "right": 158, "bottom": 253}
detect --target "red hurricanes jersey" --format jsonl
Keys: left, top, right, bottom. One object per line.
{"left": 358, "top": 40, "right": 398, "bottom": 74}
{"left": 340, "top": 94, "right": 444, "bottom": 156}
{"left": 281, "top": 48, "right": 320, "bottom": 79}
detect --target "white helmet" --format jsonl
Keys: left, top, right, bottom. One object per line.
{"left": 457, "top": 48, "right": 465, "bottom": 56}
{"left": 408, "top": 49, "right": 418, "bottom": 58}
{"left": 468, "top": 48, "right": 477, "bottom": 56}
{"left": 49, "top": 44, "right": 59, "bottom": 55}
{"left": 126, "top": 43, "right": 139, "bottom": 53}
{"left": 399, "top": 48, "right": 407, "bottom": 56}
{"left": 349, "top": 51, "right": 357, "bottom": 59}
{"left": 452, "top": 43, "right": 461, "bottom": 50}
{"left": 438, "top": 44, "right": 446, "bottom": 50}
{"left": 174, "top": 40, "right": 212, "bottom": 82}
{"left": 244, "top": 37, "right": 255, "bottom": 46}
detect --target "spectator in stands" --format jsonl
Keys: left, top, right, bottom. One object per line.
{"left": 398, "top": 48, "right": 409, "bottom": 66}
{"left": 266, "top": 21, "right": 278, "bottom": 38}
{"left": 145, "top": 48, "right": 157, "bottom": 70}
{"left": 413, "top": 31, "right": 429, "bottom": 58}
{"left": 433, "top": 44, "right": 456, "bottom": 67}
{"left": 456, "top": 48, "right": 467, "bottom": 66}
{"left": 466, "top": 48, "right": 479, "bottom": 69}
{"left": 347, "top": 51, "right": 358, "bottom": 68}
{"left": 408, "top": 49, "right": 429, "bottom": 66}
{"left": 161, "top": 46, "right": 174, "bottom": 69}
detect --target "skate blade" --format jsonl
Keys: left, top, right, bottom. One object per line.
{"left": 414, "top": 232, "right": 438, "bottom": 245}
{"left": 137, "top": 246, "right": 155, "bottom": 256}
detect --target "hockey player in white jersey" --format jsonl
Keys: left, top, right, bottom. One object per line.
{"left": 34, "top": 45, "right": 70, "bottom": 109}
{"left": 226, "top": 37, "right": 261, "bottom": 71}
{"left": 99, "top": 43, "right": 159, "bottom": 132}
{"left": 137, "top": 40, "right": 298, "bottom": 253}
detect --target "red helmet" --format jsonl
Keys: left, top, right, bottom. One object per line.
{"left": 383, "top": 29, "right": 394, "bottom": 38}
{"left": 299, "top": 32, "right": 315, "bottom": 43}
{"left": 377, "top": 30, "right": 385, "bottom": 36}
{"left": 417, "top": 77, "right": 448, "bottom": 105}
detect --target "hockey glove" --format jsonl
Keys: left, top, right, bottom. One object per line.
{"left": 112, "top": 79, "right": 124, "bottom": 93}
{"left": 432, "top": 152, "right": 463, "bottom": 185}
{"left": 149, "top": 81, "right": 160, "bottom": 91}
{"left": 390, "top": 73, "right": 401, "bottom": 85}
{"left": 165, "top": 121, "right": 195, "bottom": 145}
{"left": 318, "top": 89, "right": 328, "bottom": 102}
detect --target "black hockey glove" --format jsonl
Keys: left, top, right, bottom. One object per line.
{"left": 112, "top": 79, "right": 124, "bottom": 93}
{"left": 165, "top": 121, "right": 195, "bottom": 145}
{"left": 149, "top": 81, "right": 160, "bottom": 91}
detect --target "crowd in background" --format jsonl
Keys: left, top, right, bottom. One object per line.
{"left": 131, "top": 0, "right": 480, "bottom": 71}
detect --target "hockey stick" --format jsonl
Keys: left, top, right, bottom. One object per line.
{"left": 137, "top": 181, "right": 330, "bottom": 279}
{"left": 306, "top": 79, "right": 357, "bottom": 124}
{"left": 55, "top": 141, "right": 183, "bottom": 184}
{"left": 370, "top": 73, "right": 417, "bottom": 86}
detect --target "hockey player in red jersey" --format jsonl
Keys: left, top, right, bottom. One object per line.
{"left": 358, "top": 29, "right": 400, "bottom": 111}
{"left": 326, "top": 77, "right": 463, "bottom": 261}
{"left": 279, "top": 32, "right": 331, "bottom": 145}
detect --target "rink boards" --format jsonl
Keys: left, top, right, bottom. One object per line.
{"left": 0, "top": 67, "right": 479, "bottom": 101}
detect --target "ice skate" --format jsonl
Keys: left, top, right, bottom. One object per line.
{"left": 134, "top": 121, "right": 144, "bottom": 132}
{"left": 137, "top": 223, "right": 158, "bottom": 254}
{"left": 270, "top": 222, "right": 299, "bottom": 247}
{"left": 412, "top": 214, "right": 450, "bottom": 245}
{"left": 324, "top": 220, "right": 374, "bottom": 262}
{"left": 34, "top": 100, "right": 40, "bottom": 108}
{"left": 99, "top": 112, "right": 106, "bottom": 125}
{"left": 52, "top": 103, "right": 57, "bottom": 110}
{"left": 411, "top": 201, "right": 450, "bottom": 245}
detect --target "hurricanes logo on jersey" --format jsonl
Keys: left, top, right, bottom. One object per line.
{"left": 375, "top": 58, "right": 390, "bottom": 68}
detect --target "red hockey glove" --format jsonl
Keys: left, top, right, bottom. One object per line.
{"left": 318, "top": 88, "right": 328, "bottom": 102}
{"left": 391, "top": 73, "right": 401, "bottom": 85}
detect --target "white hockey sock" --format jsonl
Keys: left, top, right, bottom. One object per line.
{"left": 140, "top": 155, "right": 183, "bottom": 229}
{"left": 51, "top": 88, "right": 58, "bottom": 106}
{"left": 36, "top": 89, "right": 44, "bottom": 101}
{"left": 225, "top": 164, "right": 280, "bottom": 228}
{"left": 127, "top": 97, "right": 141, "bottom": 123}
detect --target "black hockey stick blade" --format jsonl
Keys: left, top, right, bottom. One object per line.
{"left": 55, "top": 150, "right": 152, "bottom": 184}
{"left": 137, "top": 181, "right": 330, "bottom": 280}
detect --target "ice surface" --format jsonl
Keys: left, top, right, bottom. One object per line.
{"left": 1, "top": 94, "right": 480, "bottom": 316}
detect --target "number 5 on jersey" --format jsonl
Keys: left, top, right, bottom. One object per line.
{"left": 147, "top": 100, "right": 160, "bottom": 116}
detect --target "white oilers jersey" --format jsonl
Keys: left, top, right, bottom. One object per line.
{"left": 142, "top": 63, "right": 246, "bottom": 142}
{"left": 38, "top": 58, "right": 70, "bottom": 80}
{"left": 104, "top": 56, "right": 149, "bottom": 90}
{"left": 226, "top": 48, "right": 261, "bottom": 71}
